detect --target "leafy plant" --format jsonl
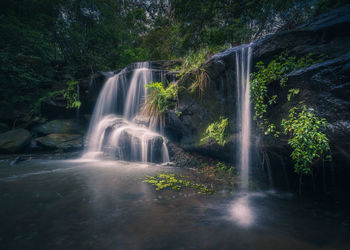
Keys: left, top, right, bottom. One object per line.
{"left": 143, "top": 81, "right": 177, "bottom": 118}
{"left": 287, "top": 88, "right": 300, "bottom": 101}
{"left": 281, "top": 105, "right": 331, "bottom": 192}
{"left": 201, "top": 117, "right": 229, "bottom": 146}
{"left": 143, "top": 173, "right": 215, "bottom": 194}
{"left": 63, "top": 80, "right": 81, "bottom": 109}
{"left": 216, "top": 162, "right": 235, "bottom": 173}
{"left": 250, "top": 51, "right": 323, "bottom": 135}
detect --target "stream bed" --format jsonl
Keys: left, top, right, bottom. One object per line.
{"left": 0, "top": 156, "right": 349, "bottom": 250}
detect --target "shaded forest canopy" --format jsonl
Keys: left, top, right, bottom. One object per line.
{"left": 0, "top": 0, "right": 347, "bottom": 111}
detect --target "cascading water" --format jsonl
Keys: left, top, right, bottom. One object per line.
{"left": 235, "top": 45, "right": 252, "bottom": 190}
{"left": 83, "top": 62, "right": 170, "bottom": 162}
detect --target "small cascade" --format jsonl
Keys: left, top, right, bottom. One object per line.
{"left": 83, "top": 62, "right": 171, "bottom": 163}
{"left": 235, "top": 45, "right": 252, "bottom": 190}
{"left": 123, "top": 62, "right": 151, "bottom": 119}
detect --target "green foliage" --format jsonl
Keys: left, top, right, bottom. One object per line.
{"left": 0, "top": 0, "right": 344, "bottom": 115}
{"left": 250, "top": 51, "right": 323, "bottom": 135}
{"left": 201, "top": 117, "right": 229, "bottom": 146}
{"left": 143, "top": 82, "right": 177, "bottom": 117}
{"left": 63, "top": 80, "right": 81, "bottom": 109}
{"left": 287, "top": 88, "right": 300, "bottom": 101}
{"left": 143, "top": 173, "right": 215, "bottom": 194}
{"left": 216, "top": 162, "right": 235, "bottom": 173}
{"left": 281, "top": 105, "right": 331, "bottom": 175}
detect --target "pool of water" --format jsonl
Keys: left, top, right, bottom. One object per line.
{"left": 0, "top": 157, "right": 349, "bottom": 250}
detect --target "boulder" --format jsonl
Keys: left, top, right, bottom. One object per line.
{"left": 0, "top": 123, "right": 9, "bottom": 133}
{"left": 0, "top": 129, "right": 32, "bottom": 153}
{"left": 40, "top": 95, "right": 76, "bottom": 119}
{"left": 132, "top": 115, "right": 150, "bottom": 127}
{"left": 36, "top": 134, "right": 83, "bottom": 151}
{"left": 114, "top": 128, "right": 164, "bottom": 162}
{"left": 33, "top": 119, "right": 80, "bottom": 135}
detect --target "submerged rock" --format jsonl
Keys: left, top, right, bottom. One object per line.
{"left": 0, "top": 129, "right": 32, "bottom": 153}
{"left": 36, "top": 134, "right": 83, "bottom": 151}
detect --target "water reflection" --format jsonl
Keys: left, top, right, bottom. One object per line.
{"left": 229, "top": 194, "right": 254, "bottom": 227}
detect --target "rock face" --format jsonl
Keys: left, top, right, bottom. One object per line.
{"left": 0, "top": 129, "right": 32, "bottom": 153}
{"left": 36, "top": 134, "right": 83, "bottom": 151}
{"left": 162, "top": 5, "right": 350, "bottom": 195}
{"left": 40, "top": 95, "right": 76, "bottom": 119}
{"left": 33, "top": 119, "right": 81, "bottom": 135}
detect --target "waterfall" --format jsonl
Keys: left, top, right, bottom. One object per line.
{"left": 83, "top": 62, "right": 170, "bottom": 163}
{"left": 235, "top": 46, "right": 252, "bottom": 190}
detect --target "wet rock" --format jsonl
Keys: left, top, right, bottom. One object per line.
{"left": 35, "top": 134, "right": 83, "bottom": 151}
{"left": 132, "top": 115, "right": 150, "bottom": 127}
{"left": 115, "top": 128, "right": 164, "bottom": 162}
{"left": 0, "top": 123, "right": 9, "bottom": 133}
{"left": 167, "top": 5, "right": 350, "bottom": 166}
{"left": 40, "top": 95, "right": 76, "bottom": 119}
{"left": 33, "top": 119, "right": 80, "bottom": 135}
{"left": 0, "top": 129, "right": 32, "bottom": 153}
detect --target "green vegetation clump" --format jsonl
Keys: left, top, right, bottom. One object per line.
{"left": 63, "top": 80, "right": 81, "bottom": 109}
{"left": 250, "top": 51, "right": 332, "bottom": 190}
{"left": 216, "top": 161, "right": 235, "bottom": 173}
{"left": 143, "top": 173, "right": 215, "bottom": 194}
{"left": 201, "top": 117, "right": 229, "bottom": 146}
{"left": 173, "top": 46, "right": 229, "bottom": 97}
{"left": 281, "top": 105, "right": 331, "bottom": 176}
{"left": 143, "top": 82, "right": 177, "bottom": 117}
{"left": 250, "top": 51, "right": 323, "bottom": 136}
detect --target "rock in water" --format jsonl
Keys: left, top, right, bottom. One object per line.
{"left": 0, "top": 129, "right": 32, "bottom": 153}
{"left": 36, "top": 134, "right": 83, "bottom": 151}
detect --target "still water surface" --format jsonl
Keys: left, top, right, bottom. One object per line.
{"left": 0, "top": 157, "right": 349, "bottom": 250}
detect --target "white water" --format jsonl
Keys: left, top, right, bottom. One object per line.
{"left": 235, "top": 46, "right": 252, "bottom": 190}
{"left": 83, "top": 62, "right": 170, "bottom": 162}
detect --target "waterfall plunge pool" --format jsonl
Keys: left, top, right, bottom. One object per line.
{"left": 0, "top": 157, "right": 349, "bottom": 249}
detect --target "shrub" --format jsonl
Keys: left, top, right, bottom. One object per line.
{"left": 201, "top": 117, "right": 229, "bottom": 146}
{"left": 281, "top": 105, "right": 331, "bottom": 175}
{"left": 250, "top": 51, "right": 323, "bottom": 136}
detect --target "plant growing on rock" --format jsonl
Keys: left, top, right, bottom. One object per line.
{"left": 174, "top": 45, "right": 229, "bottom": 97}
{"left": 201, "top": 117, "right": 229, "bottom": 146}
{"left": 143, "top": 173, "right": 215, "bottom": 194}
{"left": 281, "top": 105, "right": 331, "bottom": 193}
{"left": 142, "top": 81, "right": 177, "bottom": 120}
{"left": 250, "top": 51, "right": 323, "bottom": 136}
{"left": 63, "top": 80, "right": 81, "bottom": 109}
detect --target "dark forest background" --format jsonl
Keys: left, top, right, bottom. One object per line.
{"left": 0, "top": 0, "right": 347, "bottom": 113}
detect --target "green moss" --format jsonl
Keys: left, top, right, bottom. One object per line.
{"left": 143, "top": 173, "right": 215, "bottom": 194}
